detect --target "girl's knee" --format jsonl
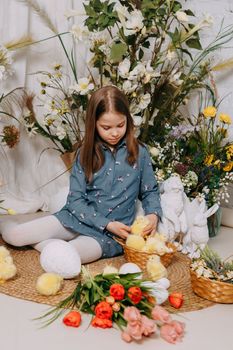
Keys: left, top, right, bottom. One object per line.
{"left": 1, "top": 224, "right": 25, "bottom": 247}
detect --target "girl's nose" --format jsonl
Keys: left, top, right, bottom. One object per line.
{"left": 111, "top": 129, "right": 118, "bottom": 137}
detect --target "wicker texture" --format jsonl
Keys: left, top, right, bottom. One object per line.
{"left": 117, "top": 240, "right": 176, "bottom": 271}
{"left": 190, "top": 270, "right": 233, "bottom": 304}
{"left": 0, "top": 238, "right": 214, "bottom": 312}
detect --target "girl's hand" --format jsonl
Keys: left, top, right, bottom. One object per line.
{"left": 106, "top": 221, "right": 131, "bottom": 240}
{"left": 141, "top": 214, "right": 159, "bottom": 236}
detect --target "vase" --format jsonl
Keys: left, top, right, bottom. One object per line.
{"left": 207, "top": 207, "right": 222, "bottom": 237}
{"left": 60, "top": 150, "right": 77, "bottom": 171}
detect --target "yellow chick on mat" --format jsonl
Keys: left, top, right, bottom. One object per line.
{"left": 0, "top": 246, "right": 17, "bottom": 282}
{"left": 36, "top": 272, "right": 63, "bottom": 296}
{"left": 146, "top": 255, "right": 168, "bottom": 281}
{"left": 131, "top": 216, "right": 150, "bottom": 235}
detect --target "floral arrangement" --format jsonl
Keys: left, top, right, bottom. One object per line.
{"left": 149, "top": 100, "right": 233, "bottom": 207}
{"left": 37, "top": 266, "right": 185, "bottom": 344}
{"left": 14, "top": 0, "right": 233, "bottom": 157}
{"left": 190, "top": 245, "right": 233, "bottom": 283}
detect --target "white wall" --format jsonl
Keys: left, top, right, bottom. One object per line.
{"left": 1, "top": 0, "right": 233, "bottom": 213}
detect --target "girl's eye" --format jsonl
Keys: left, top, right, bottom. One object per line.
{"left": 103, "top": 127, "right": 110, "bottom": 130}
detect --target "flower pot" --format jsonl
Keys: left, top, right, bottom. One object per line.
{"left": 207, "top": 207, "right": 222, "bottom": 237}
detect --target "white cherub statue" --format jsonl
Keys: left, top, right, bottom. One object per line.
{"left": 182, "top": 196, "right": 219, "bottom": 258}
{"left": 157, "top": 175, "right": 188, "bottom": 241}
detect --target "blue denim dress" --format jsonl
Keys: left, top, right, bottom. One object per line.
{"left": 54, "top": 141, "right": 162, "bottom": 258}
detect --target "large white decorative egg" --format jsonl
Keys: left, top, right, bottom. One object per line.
{"left": 40, "top": 240, "right": 81, "bottom": 279}
{"left": 119, "top": 262, "right": 142, "bottom": 278}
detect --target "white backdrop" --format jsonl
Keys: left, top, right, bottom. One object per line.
{"left": 0, "top": 0, "right": 233, "bottom": 214}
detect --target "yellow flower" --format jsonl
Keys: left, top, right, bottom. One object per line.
{"left": 226, "top": 144, "right": 233, "bottom": 154}
{"left": 214, "top": 159, "right": 221, "bottom": 169}
{"left": 7, "top": 209, "right": 16, "bottom": 215}
{"left": 204, "top": 154, "right": 214, "bottom": 166}
{"left": 223, "top": 162, "right": 233, "bottom": 172}
{"left": 226, "top": 144, "right": 233, "bottom": 160}
{"left": 203, "top": 106, "right": 217, "bottom": 118}
{"left": 219, "top": 113, "right": 232, "bottom": 124}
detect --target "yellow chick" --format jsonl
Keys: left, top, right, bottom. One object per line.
{"left": 131, "top": 216, "right": 150, "bottom": 235}
{"left": 126, "top": 234, "right": 146, "bottom": 251}
{"left": 36, "top": 273, "right": 63, "bottom": 296}
{"left": 0, "top": 246, "right": 11, "bottom": 262}
{"left": 0, "top": 262, "right": 17, "bottom": 281}
{"left": 143, "top": 237, "right": 170, "bottom": 255}
{"left": 146, "top": 255, "right": 168, "bottom": 281}
{"left": 103, "top": 265, "right": 118, "bottom": 275}
{"left": 0, "top": 246, "right": 17, "bottom": 282}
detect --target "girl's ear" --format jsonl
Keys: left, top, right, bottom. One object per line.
{"left": 204, "top": 204, "right": 219, "bottom": 218}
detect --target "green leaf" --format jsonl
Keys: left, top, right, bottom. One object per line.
{"left": 110, "top": 42, "right": 128, "bottom": 63}
{"left": 185, "top": 9, "right": 195, "bottom": 16}
{"left": 186, "top": 38, "right": 202, "bottom": 50}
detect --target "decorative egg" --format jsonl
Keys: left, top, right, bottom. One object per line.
{"left": 155, "top": 277, "right": 170, "bottom": 289}
{"left": 40, "top": 240, "right": 81, "bottom": 279}
{"left": 119, "top": 262, "right": 142, "bottom": 278}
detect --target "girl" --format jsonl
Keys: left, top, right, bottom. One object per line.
{"left": 1, "top": 86, "right": 162, "bottom": 274}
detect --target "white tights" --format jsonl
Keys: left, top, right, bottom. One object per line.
{"left": 1, "top": 215, "right": 102, "bottom": 264}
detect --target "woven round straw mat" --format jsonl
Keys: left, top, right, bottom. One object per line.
{"left": 0, "top": 237, "right": 213, "bottom": 312}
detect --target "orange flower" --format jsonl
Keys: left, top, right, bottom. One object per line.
{"left": 91, "top": 316, "right": 113, "bottom": 328}
{"left": 223, "top": 162, "right": 233, "bottom": 172}
{"left": 95, "top": 301, "right": 113, "bottom": 319}
{"left": 109, "top": 283, "right": 125, "bottom": 300}
{"left": 128, "top": 286, "right": 143, "bottom": 304}
{"left": 63, "top": 311, "right": 81, "bottom": 327}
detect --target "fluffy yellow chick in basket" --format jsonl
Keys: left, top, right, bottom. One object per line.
{"left": 125, "top": 216, "right": 148, "bottom": 250}
{"left": 126, "top": 216, "right": 170, "bottom": 255}
{"left": 0, "top": 246, "right": 17, "bottom": 282}
{"left": 142, "top": 233, "right": 172, "bottom": 255}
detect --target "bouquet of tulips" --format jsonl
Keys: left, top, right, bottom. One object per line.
{"left": 36, "top": 266, "right": 185, "bottom": 344}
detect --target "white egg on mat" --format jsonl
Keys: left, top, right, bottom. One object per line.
{"left": 40, "top": 240, "right": 81, "bottom": 279}
{"left": 155, "top": 277, "right": 170, "bottom": 289}
{"left": 119, "top": 262, "right": 142, "bottom": 277}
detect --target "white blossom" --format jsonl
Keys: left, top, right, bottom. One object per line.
{"left": 176, "top": 11, "right": 189, "bottom": 23}
{"left": 118, "top": 58, "right": 131, "bottom": 78}
{"left": 122, "top": 80, "right": 137, "bottom": 93}
{"left": 150, "top": 147, "right": 160, "bottom": 158}
{"left": 56, "top": 125, "right": 67, "bottom": 140}
{"left": 114, "top": 3, "right": 129, "bottom": 24}
{"left": 70, "top": 78, "right": 94, "bottom": 95}
{"left": 70, "top": 24, "right": 89, "bottom": 41}
{"left": 138, "top": 93, "right": 151, "bottom": 110}
{"left": 124, "top": 10, "right": 144, "bottom": 36}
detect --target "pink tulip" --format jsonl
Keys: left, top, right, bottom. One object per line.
{"left": 141, "top": 315, "right": 157, "bottom": 336}
{"left": 121, "top": 331, "right": 132, "bottom": 343}
{"left": 160, "top": 320, "right": 185, "bottom": 344}
{"left": 126, "top": 322, "right": 143, "bottom": 340}
{"left": 123, "top": 306, "right": 141, "bottom": 323}
{"left": 151, "top": 305, "right": 172, "bottom": 323}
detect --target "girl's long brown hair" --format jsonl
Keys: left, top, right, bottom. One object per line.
{"left": 79, "top": 85, "right": 139, "bottom": 182}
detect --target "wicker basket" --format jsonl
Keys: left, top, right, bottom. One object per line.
{"left": 190, "top": 269, "right": 233, "bottom": 304}
{"left": 115, "top": 239, "right": 176, "bottom": 271}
